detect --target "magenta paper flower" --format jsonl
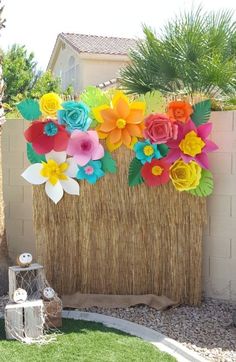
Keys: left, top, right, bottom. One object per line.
{"left": 67, "top": 130, "right": 104, "bottom": 166}
{"left": 166, "top": 120, "right": 218, "bottom": 169}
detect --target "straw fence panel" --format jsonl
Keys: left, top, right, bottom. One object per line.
{"left": 33, "top": 147, "right": 206, "bottom": 305}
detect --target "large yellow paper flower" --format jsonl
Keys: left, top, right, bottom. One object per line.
{"left": 170, "top": 159, "right": 202, "bottom": 191}
{"left": 179, "top": 131, "right": 205, "bottom": 157}
{"left": 39, "top": 93, "right": 62, "bottom": 117}
{"left": 93, "top": 91, "right": 145, "bottom": 151}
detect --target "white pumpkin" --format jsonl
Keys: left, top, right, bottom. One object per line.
{"left": 17, "top": 253, "right": 33, "bottom": 267}
{"left": 43, "top": 287, "right": 55, "bottom": 300}
{"left": 13, "top": 288, "right": 27, "bottom": 304}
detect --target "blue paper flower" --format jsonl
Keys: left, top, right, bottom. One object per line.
{"left": 76, "top": 160, "right": 105, "bottom": 184}
{"left": 58, "top": 101, "right": 92, "bottom": 132}
{"left": 134, "top": 140, "right": 161, "bottom": 164}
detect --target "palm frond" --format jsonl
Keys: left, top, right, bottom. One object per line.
{"left": 121, "top": 6, "right": 236, "bottom": 98}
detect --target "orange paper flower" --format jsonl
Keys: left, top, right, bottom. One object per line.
{"left": 167, "top": 101, "right": 193, "bottom": 123}
{"left": 93, "top": 91, "right": 145, "bottom": 151}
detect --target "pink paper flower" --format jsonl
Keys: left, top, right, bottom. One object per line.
{"left": 143, "top": 114, "right": 178, "bottom": 144}
{"left": 67, "top": 130, "right": 104, "bottom": 166}
{"left": 166, "top": 120, "right": 218, "bottom": 169}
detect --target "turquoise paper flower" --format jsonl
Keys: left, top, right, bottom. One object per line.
{"left": 58, "top": 101, "right": 92, "bottom": 132}
{"left": 76, "top": 160, "right": 105, "bottom": 184}
{"left": 134, "top": 140, "right": 161, "bottom": 164}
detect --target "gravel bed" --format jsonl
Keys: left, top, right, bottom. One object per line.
{"left": 78, "top": 299, "right": 236, "bottom": 362}
{"left": 0, "top": 296, "right": 235, "bottom": 361}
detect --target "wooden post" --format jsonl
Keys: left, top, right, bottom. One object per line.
{"left": 5, "top": 300, "right": 44, "bottom": 340}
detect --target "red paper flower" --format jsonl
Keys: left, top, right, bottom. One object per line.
{"left": 24, "top": 120, "right": 70, "bottom": 154}
{"left": 141, "top": 158, "right": 170, "bottom": 187}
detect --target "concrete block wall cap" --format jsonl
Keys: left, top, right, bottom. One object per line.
{"left": 62, "top": 310, "right": 207, "bottom": 362}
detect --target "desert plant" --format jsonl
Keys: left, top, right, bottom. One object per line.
{"left": 121, "top": 7, "right": 236, "bottom": 98}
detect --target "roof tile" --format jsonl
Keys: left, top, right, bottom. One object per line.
{"left": 60, "top": 33, "right": 137, "bottom": 55}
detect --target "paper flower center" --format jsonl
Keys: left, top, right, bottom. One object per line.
{"left": 179, "top": 131, "right": 205, "bottom": 157}
{"left": 116, "top": 118, "right": 126, "bottom": 129}
{"left": 81, "top": 140, "right": 92, "bottom": 152}
{"left": 174, "top": 108, "right": 185, "bottom": 117}
{"left": 143, "top": 145, "right": 154, "bottom": 156}
{"left": 44, "top": 122, "right": 58, "bottom": 136}
{"left": 84, "top": 165, "right": 94, "bottom": 175}
{"left": 151, "top": 165, "right": 163, "bottom": 176}
{"left": 40, "top": 159, "right": 68, "bottom": 185}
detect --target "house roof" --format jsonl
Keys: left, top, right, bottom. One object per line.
{"left": 96, "top": 78, "right": 118, "bottom": 90}
{"left": 59, "top": 33, "right": 137, "bottom": 56}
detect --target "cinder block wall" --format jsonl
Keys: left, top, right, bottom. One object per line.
{"left": 2, "top": 113, "right": 236, "bottom": 300}
{"left": 203, "top": 111, "right": 236, "bottom": 300}
{"left": 2, "top": 120, "right": 34, "bottom": 259}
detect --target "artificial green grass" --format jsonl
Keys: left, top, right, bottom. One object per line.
{"left": 0, "top": 318, "right": 176, "bottom": 362}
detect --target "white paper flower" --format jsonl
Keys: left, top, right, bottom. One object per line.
{"left": 21, "top": 151, "right": 80, "bottom": 204}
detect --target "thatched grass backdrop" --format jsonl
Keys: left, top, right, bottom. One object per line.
{"left": 33, "top": 147, "right": 206, "bottom": 305}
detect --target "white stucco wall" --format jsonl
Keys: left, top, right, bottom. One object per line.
{"left": 80, "top": 57, "right": 128, "bottom": 88}
{"left": 50, "top": 41, "right": 129, "bottom": 94}
{"left": 2, "top": 112, "right": 236, "bottom": 301}
{"left": 52, "top": 43, "right": 82, "bottom": 92}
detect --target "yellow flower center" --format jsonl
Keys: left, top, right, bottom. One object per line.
{"left": 179, "top": 131, "right": 205, "bottom": 157}
{"left": 143, "top": 145, "right": 154, "bottom": 156}
{"left": 40, "top": 159, "right": 68, "bottom": 185}
{"left": 116, "top": 118, "right": 126, "bottom": 129}
{"left": 151, "top": 165, "right": 163, "bottom": 176}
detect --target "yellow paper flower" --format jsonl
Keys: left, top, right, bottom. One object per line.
{"left": 39, "top": 93, "right": 62, "bottom": 117}
{"left": 40, "top": 159, "right": 68, "bottom": 185}
{"left": 170, "top": 159, "right": 202, "bottom": 191}
{"left": 93, "top": 91, "right": 145, "bottom": 151}
{"left": 179, "top": 131, "right": 205, "bottom": 157}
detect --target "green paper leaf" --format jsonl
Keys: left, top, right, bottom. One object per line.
{"left": 27, "top": 143, "right": 46, "bottom": 164}
{"left": 101, "top": 152, "right": 117, "bottom": 174}
{"left": 16, "top": 99, "right": 42, "bottom": 121}
{"left": 188, "top": 169, "right": 214, "bottom": 197}
{"left": 80, "top": 86, "right": 110, "bottom": 128}
{"left": 80, "top": 86, "right": 110, "bottom": 109}
{"left": 138, "top": 91, "right": 166, "bottom": 115}
{"left": 191, "top": 99, "right": 211, "bottom": 126}
{"left": 158, "top": 144, "right": 169, "bottom": 157}
{"left": 128, "top": 158, "right": 144, "bottom": 186}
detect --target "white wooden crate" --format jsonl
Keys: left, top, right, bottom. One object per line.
{"left": 5, "top": 300, "right": 44, "bottom": 340}
{"left": 8, "top": 264, "right": 44, "bottom": 302}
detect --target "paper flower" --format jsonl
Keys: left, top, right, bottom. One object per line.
{"left": 58, "top": 101, "right": 92, "bottom": 132}
{"left": 144, "top": 114, "right": 178, "bottom": 144}
{"left": 134, "top": 140, "right": 161, "bottom": 164}
{"left": 39, "top": 93, "right": 62, "bottom": 117}
{"left": 77, "top": 160, "right": 105, "bottom": 184}
{"left": 21, "top": 151, "right": 80, "bottom": 204}
{"left": 167, "top": 101, "right": 193, "bottom": 123}
{"left": 67, "top": 130, "right": 104, "bottom": 166}
{"left": 141, "top": 158, "right": 170, "bottom": 187}
{"left": 166, "top": 120, "right": 218, "bottom": 169}
{"left": 93, "top": 91, "right": 145, "bottom": 150}
{"left": 170, "top": 159, "right": 202, "bottom": 191}
{"left": 24, "top": 120, "right": 70, "bottom": 154}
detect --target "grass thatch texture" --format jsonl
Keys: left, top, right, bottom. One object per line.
{"left": 33, "top": 147, "right": 206, "bottom": 305}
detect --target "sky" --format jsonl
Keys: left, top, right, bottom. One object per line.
{"left": 1, "top": 0, "right": 236, "bottom": 70}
